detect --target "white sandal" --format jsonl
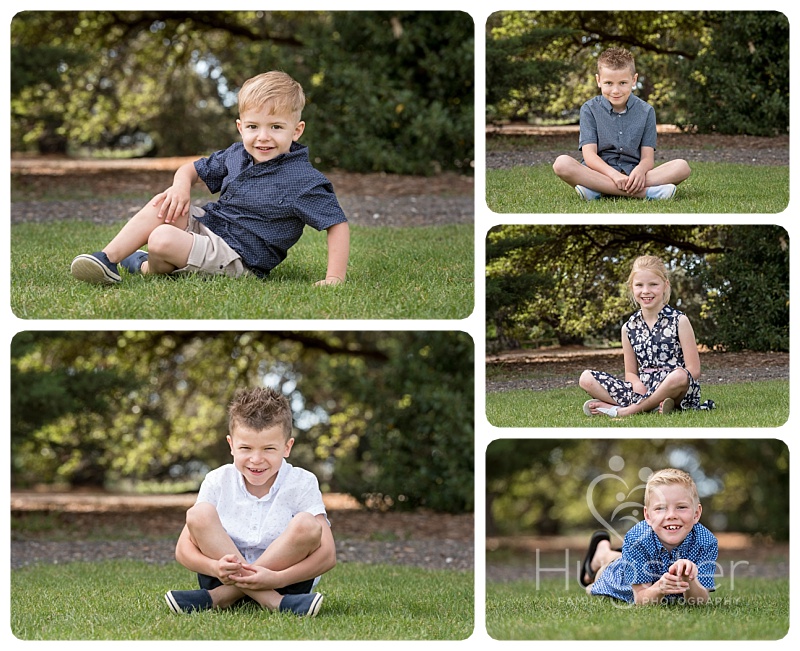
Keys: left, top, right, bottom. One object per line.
{"left": 583, "top": 399, "right": 619, "bottom": 418}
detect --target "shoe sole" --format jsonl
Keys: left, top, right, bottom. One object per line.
{"left": 71, "top": 255, "right": 121, "bottom": 284}
{"left": 305, "top": 593, "right": 324, "bottom": 617}
{"left": 165, "top": 591, "right": 183, "bottom": 614}
{"left": 660, "top": 398, "right": 675, "bottom": 415}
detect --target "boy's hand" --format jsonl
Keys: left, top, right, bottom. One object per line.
{"left": 230, "top": 563, "right": 283, "bottom": 591}
{"left": 152, "top": 186, "right": 191, "bottom": 224}
{"left": 314, "top": 276, "right": 344, "bottom": 286}
{"left": 625, "top": 167, "right": 647, "bottom": 194}
{"left": 216, "top": 553, "right": 244, "bottom": 584}
{"left": 656, "top": 570, "right": 689, "bottom": 595}
{"left": 669, "top": 559, "right": 699, "bottom": 583}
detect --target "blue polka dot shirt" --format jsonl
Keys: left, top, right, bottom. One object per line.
{"left": 194, "top": 141, "right": 347, "bottom": 278}
{"left": 590, "top": 519, "right": 718, "bottom": 603}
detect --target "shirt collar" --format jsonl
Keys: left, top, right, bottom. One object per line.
{"left": 601, "top": 94, "right": 636, "bottom": 115}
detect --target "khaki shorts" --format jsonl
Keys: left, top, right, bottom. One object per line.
{"left": 173, "top": 206, "right": 250, "bottom": 278}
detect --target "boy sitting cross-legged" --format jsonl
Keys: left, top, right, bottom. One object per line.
{"left": 165, "top": 387, "right": 336, "bottom": 617}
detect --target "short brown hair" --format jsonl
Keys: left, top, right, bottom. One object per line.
{"left": 644, "top": 468, "right": 699, "bottom": 507}
{"left": 238, "top": 71, "right": 305, "bottom": 118}
{"left": 228, "top": 387, "right": 293, "bottom": 440}
{"left": 597, "top": 47, "right": 636, "bottom": 75}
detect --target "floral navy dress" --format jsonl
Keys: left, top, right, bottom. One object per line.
{"left": 588, "top": 305, "right": 715, "bottom": 410}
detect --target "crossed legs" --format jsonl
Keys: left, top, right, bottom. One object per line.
{"left": 580, "top": 368, "right": 690, "bottom": 417}
{"left": 184, "top": 502, "right": 323, "bottom": 610}
{"left": 102, "top": 199, "right": 195, "bottom": 275}
{"left": 553, "top": 156, "right": 691, "bottom": 198}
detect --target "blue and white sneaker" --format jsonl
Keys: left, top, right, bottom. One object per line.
{"left": 120, "top": 250, "right": 148, "bottom": 274}
{"left": 165, "top": 589, "right": 213, "bottom": 614}
{"left": 70, "top": 251, "right": 121, "bottom": 285}
{"left": 575, "top": 185, "right": 602, "bottom": 201}
{"left": 645, "top": 184, "right": 677, "bottom": 200}
{"left": 279, "top": 592, "right": 324, "bottom": 617}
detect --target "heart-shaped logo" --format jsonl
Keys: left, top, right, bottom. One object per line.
{"left": 586, "top": 472, "right": 647, "bottom": 543}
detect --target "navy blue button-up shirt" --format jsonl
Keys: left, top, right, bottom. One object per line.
{"left": 194, "top": 141, "right": 347, "bottom": 278}
{"left": 579, "top": 94, "right": 657, "bottom": 174}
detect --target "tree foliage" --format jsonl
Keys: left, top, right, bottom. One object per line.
{"left": 10, "top": 331, "right": 474, "bottom": 513}
{"left": 486, "top": 439, "right": 789, "bottom": 540}
{"left": 485, "top": 225, "right": 788, "bottom": 353}
{"left": 10, "top": 11, "right": 474, "bottom": 174}
{"left": 486, "top": 11, "right": 788, "bottom": 136}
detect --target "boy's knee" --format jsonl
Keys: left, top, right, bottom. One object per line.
{"left": 553, "top": 155, "right": 574, "bottom": 178}
{"left": 288, "top": 512, "right": 322, "bottom": 544}
{"left": 186, "top": 502, "right": 218, "bottom": 528}
{"left": 147, "top": 223, "right": 180, "bottom": 255}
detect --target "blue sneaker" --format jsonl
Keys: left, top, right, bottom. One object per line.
{"left": 279, "top": 592, "right": 324, "bottom": 617}
{"left": 575, "top": 185, "right": 602, "bottom": 201}
{"left": 165, "top": 589, "right": 213, "bottom": 614}
{"left": 645, "top": 184, "right": 677, "bottom": 200}
{"left": 120, "top": 250, "right": 148, "bottom": 274}
{"left": 70, "top": 251, "right": 121, "bottom": 285}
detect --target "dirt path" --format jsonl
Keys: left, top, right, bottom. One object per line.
{"left": 10, "top": 156, "right": 474, "bottom": 228}
{"left": 10, "top": 491, "right": 474, "bottom": 571}
{"left": 486, "top": 347, "right": 789, "bottom": 393}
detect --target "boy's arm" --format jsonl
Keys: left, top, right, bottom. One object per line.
{"left": 153, "top": 160, "right": 201, "bottom": 224}
{"left": 175, "top": 524, "right": 243, "bottom": 581}
{"left": 316, "top": 221, "right": 350, "bottom": 285}
{"left": 627, "top": 146, "right": 655, "bottom": 194}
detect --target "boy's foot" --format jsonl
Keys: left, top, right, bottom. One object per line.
{"left": 278, "top": 592, "right": 324, "bottom": 617}
{"left": 165, "top": 589, "right": 213, "bottom": 614}
{"left": 120, "top": 250, "right": 148, "bottom": 274}
{"left": 70, "top": 252, "right": 121, "bottom": 285}
{"left": 581, "top": 530, "right": 611, "bottom": 586}
{"left": 645, "top": 184, "right": 677, "bottom": 200}
{"left": 575, "top": 185, "right": 602, "bottom": 201}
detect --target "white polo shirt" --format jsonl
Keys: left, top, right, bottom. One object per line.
{"left": 196, "top": 460, "right": 327, "bottom": 564}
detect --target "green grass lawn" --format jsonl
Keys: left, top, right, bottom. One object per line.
{"left": 11, "top": 560, "right": 473, "bottom": 640}
{"left": 486, "top": 162, "right": 789, "bottom": 213}
{"left": 486, "top": 381, "right": 789, "bottom": 427}
{"left": 486, "top": 577, "right": 788, "bottom": 639}
{"left": 10, "top": 221, "right": 473, "bottom": 319}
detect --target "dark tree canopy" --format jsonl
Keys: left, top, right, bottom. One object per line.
{"left": 485, "top": 225, "right": 788, "bottom": 353}
{"left": 11, "top": 331, "right": 474, "bottom": 514}
{"left": 10, "top": 11, "right": 474, "bottom": 175}
{"left": 486, "top": 10, "right": 788, "bottom": 136}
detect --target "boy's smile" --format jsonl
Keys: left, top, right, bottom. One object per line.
{"left": 644, "top": 484, "right": 702, "bottom": 550}
{"left": 596, "top": 64, "right": 638, "bottom": 112}
{"left": 227, "top": 422, "right": 294, "bottom": 498}
{"left": 237, "top": 105, "right": 305, "bottom": 164}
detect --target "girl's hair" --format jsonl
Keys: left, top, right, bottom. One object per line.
{"left": 626, "top": 255, "right": 671, "bottom": 306}
{"left": 597, "top": 47, "right": 636, "bottom": 74}
{"left": 228, "top": 387, "right": 293, "bottom": 441}
{"left": 644, "top": 468, "right": 699, "bottom": 507}
{"left": 238, "top": 71, "right": 306, "bottom": 118}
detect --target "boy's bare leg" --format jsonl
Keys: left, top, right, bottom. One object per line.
{"left": 102, "top": 200, "right": 192, "bottom": 274}
{"left": 554, "top": 156, "right": 691, "bottom": 196}
{"left": 644, "top": 159, "right": 691, "bottom": 187}
{"left": 584, "top": 539, "right": 622, "bottom": 594}
{"left": 185, "top": 504, "right": 322, "bottom": 611}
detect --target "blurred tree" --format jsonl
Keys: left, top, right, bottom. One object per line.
{"left": 485, "top": 10, "right": 788, "bottom": 136}
{"left": 487, "top": 439, "right": 789, "bottom": 540}
{"left": 10, "top": 331, "right": 473, "bottom": 513}
{"left": 10, "top": 10, "right": 474, "bottom": 175}
{"left": 485, "top": 225, "right": 788, "bottom": 353}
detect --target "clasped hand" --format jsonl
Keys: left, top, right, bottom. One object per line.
{"left": 657, "top": 559, "right": 698, "bottom": 594}
{"left": 216, "top": 554, "right": 282, "bottom": 591}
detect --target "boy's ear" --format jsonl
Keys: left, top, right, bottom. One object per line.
{"left": 226, "top": 434, "right": 234, "bottom": 454}
{"left": 284, "top": 436, "right": 295, "bottom": 457}
{"left": 235, "top": 118, "right": 243, "bottom": 136}
{"left": 595, "top": 73, "right": 601, "bottom": 87}
{"left": 293, "top": 121, "right": 305, "bottom": 142}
